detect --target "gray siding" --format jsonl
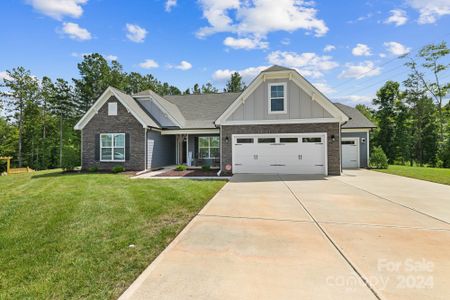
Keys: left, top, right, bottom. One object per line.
{"left": 221, "top": 123, "right": 341, "bottom": 176}
{"left": 147, "top": 130, "right": 176, "bottom": 169}
{"left": 82, "top": 96, "right": 146, "bottom": 171}
{"left": 342, "top": 131, "right": 369, "bottom": 168}
{"left": 227, "top": 78, "right": 332, "bottom": 121}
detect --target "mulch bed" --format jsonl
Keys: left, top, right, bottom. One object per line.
{"left": 156, "top": 169, "right": 227, "bottom": 177}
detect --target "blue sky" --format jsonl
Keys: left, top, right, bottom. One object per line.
{"left": 1, "top": 0, "right": 450, "bottom": 106}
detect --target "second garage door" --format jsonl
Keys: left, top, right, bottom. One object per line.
{"left": 232, "top": 133, "right": 327, "bottom": 175}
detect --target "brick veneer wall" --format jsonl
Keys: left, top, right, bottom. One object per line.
{"left": 221, "top": 123, "right": 341, "bottom": 175}
{"left": 82, "top": 96, "right": 146, "bottom": 171}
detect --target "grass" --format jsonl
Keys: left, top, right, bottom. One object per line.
{"left": 375, "top": 165, "right": 450, "bottom": 185}
{"left": 0, "top": 170, "right": 226, "bottom": 299}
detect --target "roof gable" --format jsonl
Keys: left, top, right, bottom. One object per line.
{"left": 74, "top": 87, "right": 159, "bottom": 130}
{"left": 215, "top": 66, "right": 349, "bottom": 125}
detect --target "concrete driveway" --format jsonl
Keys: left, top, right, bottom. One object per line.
{"left": 120, "top": 170, "right": 450, "bottom": 300}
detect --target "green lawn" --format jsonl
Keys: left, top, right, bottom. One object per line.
{"left": 375, "top": 165, "right": 450, "bottom": 185}
{"left": 0, "top": 170, "right": 226, "bottom": 299}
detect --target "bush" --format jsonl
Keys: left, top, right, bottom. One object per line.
{"left": 370, "top": 146, "right": 389, "bottom": 169}
{"left": 201, "top": 164, "right": 211, "bottom": 171}
{"left": 112, "top": 165, "right": 125, "bottom": 173}
{"left": 88, "top": 165, "right": 98, "bottom": 172}
{"left": 175, "top": 164, "right": 187, "bottom": 171}
{"left": 61, "top": 147, "right": 80, "bottom": 171}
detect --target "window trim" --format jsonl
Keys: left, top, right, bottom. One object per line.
{"left": 108, "top": 102, "right": 118, "bottom": 116}
{"left": 268, "top": 82, "right": 287, "bottom": 114}
{"left": 198, "top": 136, "right": 220, "bottom": 159}
{"left": 100, "top": 133, "right": 126, "bottom": 162}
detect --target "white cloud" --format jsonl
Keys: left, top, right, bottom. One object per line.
{"left": 105, "top": 55, "right": 118, "bottom": 61}
{"left": 126, "top": 23, "right": 148, "bottom": 43}
{"left": 406, "top": 0, "right": 450, "bottom": 24}
{"left": 384, "top": 41, "right": 411, "bottom": 56}
{"left": 213, "top": 65, "right": 269, "bottom": 83}
{"left": 139, "top": 59, "right": 159, "bottom": 69}
{"left": 223, "top": 36, "right": 268, "bottom": 49}
{"left": 0, "top": 71, "right": 12, "bottom": 81}
{"left": 339, "top": 61, "right": 381, "bottom": 79}
{"left": 197, "top": 0, "right": 328, "bottom": 40}
{"left": 384, "top": 9, "right": 408, "bottom": 26}
{"left": 61, "top": 22, "right": 91, "bottom": 40}
{"left": 165, "top": 0, "right": 177, "bottom": 12}
{"left": 173, "top": 60, "right": 192, "bottom": 70}
{"left": 352, "top": 43, "right": 372, "bottom": 56}
{"left": 312, "top": 82, "right": 335, "bottom": 95}
{"left": 347, "top": 13, "right": 373, "bottom": 24}
{"left": 266, "top": 50, "right": 339, "bottom": 78}
{"left": 27, "top": 0, "right": 87, "bottom": 20}
{"left": 323, "top": 44, "right": 336, "bottom": 52}
{"left": 379, "top": 53, "right": 387, "bottom": 58}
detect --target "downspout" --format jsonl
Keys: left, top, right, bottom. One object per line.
{"left": 217, "top": 124, "right": 222, "bottom": 176}
{"left": 144, "top": 127, "right": 148, "bottom": 170}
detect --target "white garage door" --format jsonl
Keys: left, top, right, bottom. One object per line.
{"left": 232, "top": 133, "right": 327, "bottom": 175}
{"left": 342, "top": 138, "right": 360, "bottom": 169}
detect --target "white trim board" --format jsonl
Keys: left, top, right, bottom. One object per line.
{"left": 341, "top": 128, "right": 371, "bottom": 133}
{"left": 215, "top": 69, "right": 349, "bottom": 125}
{"left": 161, "top": 129, "right": 219, "bottom": 135}
{"left": 221, "top": 118, "right": 340, "bottom": 126}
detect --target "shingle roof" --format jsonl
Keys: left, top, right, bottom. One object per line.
{"left": 163, "top": 93, "right": 241, "bottom": 128}
{"left": 261, "top": 65, "right": 294, "bottom": 72}
{"left": 334, "top": 103, "right": 376, "bottom": 129}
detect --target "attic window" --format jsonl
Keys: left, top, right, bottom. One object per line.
{"left": 268, "top": 83, "right": 287, "bottom": 114}
{"left": 108, "top": 102, "right": 118, "bottom": 116}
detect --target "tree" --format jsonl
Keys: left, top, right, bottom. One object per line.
{"left": 405, "top": 42, "right": 450, "bottom": 144}
{"left": 49, "top": 79, "right": 76, "bottom": 168}
{"left": 225, "top": 72, "right": 245, "bottom": 92}
{"left": 201, "top": 83, "right": 219, "bottom": 94}
{"left": 0, "top": 67, "right": 39, "bottom": 166}
{"left": 192, "top": 83, "right": 201, "bottom": 94}
{"left": 404, "top": 71, "right": 439, "bottom": 166}
{"left": 393, "top": 98, "right": 412, "bottom": 164}
{"left": 73, "top": 54, "right": 113, "bottom": 114}
{"left": 372, "top": 81, "right": 400, "bottom": 163}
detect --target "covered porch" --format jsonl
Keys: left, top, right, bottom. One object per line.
{"left": 162, "top": 129, "right": 220, "bottom": 168}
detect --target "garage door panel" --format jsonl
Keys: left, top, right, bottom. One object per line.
{"left": 342, "top": 138, "right": 359, "bottom": 169}
{"left": 232, "top": 134, "right": 326, "bottom": 175}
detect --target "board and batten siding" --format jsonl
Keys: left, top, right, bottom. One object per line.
{"left": 227, "top": 78, "right": 332, "bottom": 122}
{"left": 147, "top": 130, "right": 176, "bottom": 169}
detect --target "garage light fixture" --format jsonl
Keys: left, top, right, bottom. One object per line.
{"left": 331, "top": 135, "right": 336, "bottom": 142}
{"left": 225, "top": 136, "right": 229, "bottom": 143}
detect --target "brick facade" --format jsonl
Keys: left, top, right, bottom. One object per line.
{"left": 82, "top": 96, "right": 146, "bottom": 171}
{"left": 220, "top": 123, "right": 341, "bottom": 175}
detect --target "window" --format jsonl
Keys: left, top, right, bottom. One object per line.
{"left": 258, "top": 138, "right": 276, "bottom": 143}
{"left": 236, "top": 138, "right": 254, "bottom": 144}
{"left": 342, "top": 140, "right": 356, "bottom": 145}
{"left": 100, "top": 133, "right": 125, "bottom": 161}
{"left": 108, "top": 102, "right": 117, "bottom": 116}
{"left": 268, "top": 83, "right": 287, "bottom": 114}
{"left": 302, "top": 137, "right": 322, "bottom": 143}
{"left": 280, "top": 137, "right": 298, "bottom": 143}
{"left": 198, "top": 136, "right": 219, "bottom": 159}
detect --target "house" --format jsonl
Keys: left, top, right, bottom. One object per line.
{"left": 74, "top": 65, "right": 375, "bottom": 175}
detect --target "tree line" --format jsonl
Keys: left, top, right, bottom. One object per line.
{"left": 0, "top": 53, "right": 246, "bottom": 171}
{"left": 357, "top": 42, "right": 450, "bottom": 168}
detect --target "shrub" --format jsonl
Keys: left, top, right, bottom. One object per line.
{"left": 201, "top": 164, "right": 211, "bottom": 171}
{"left": 61, "top": 147, "right": 80, "bottom": 171}
{"left": 112, "top": 165, "right": 125, "bottom": 173}
{"left": 175, "top": 164, "right": 187, "bottom": 171}
{"left": 88, "top": 165, "right": 98, "bottom": 172}
{"left": 370, "top": 146, "right": 389, "bottom": 169}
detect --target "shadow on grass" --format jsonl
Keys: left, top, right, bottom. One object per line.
{"left": 31, "top": 171, "right": 85, "bottom": 179}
